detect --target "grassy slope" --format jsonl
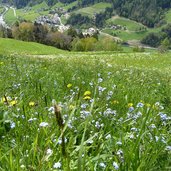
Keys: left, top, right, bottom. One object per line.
{"left": 74, "top": 2, "right": 112, "bottom": 17}
{"left": 4, "top": 8, "right": 17, "bottom": 25}
{"left": 4, "top": 2, "right": 49, "bottom": 24}
{"left": 106, "top": 16, "right": 146, "bottom": 31}
{"left": 0, "top": 38, "right": 64, "bottom": 55}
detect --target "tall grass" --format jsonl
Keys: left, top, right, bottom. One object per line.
{"left": 0, "top": 52, "right": 171, "bottom": 170}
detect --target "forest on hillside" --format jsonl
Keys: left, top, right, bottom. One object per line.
{"left": 1, "top": 0, "right": 171, "bottom": 27}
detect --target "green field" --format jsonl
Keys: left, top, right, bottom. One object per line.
{"left": 106, "top": 16, "right": 146, "bottom": 31}
{"left": 103, "top": 28, "right": 147, "bottom": 41}
{"left": 4, "top": 8, "right": 17, "bottom": 25}
{"left": 0, "top": 37, "right": 171, "bottom": 170}
{"left": 75, "top": 2, "right": 112, "bottom": 17}
{"left": 0, "top": 38, "right": 64, "bottom": 55}
{"left": 4, "top": 2, "right": 50, "bottom": 24}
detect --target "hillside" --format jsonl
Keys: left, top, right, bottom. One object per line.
{"left": 0, "top": 38, "right": 64, "bottom": 55}
{"left": 1, "top": 1, "right": 171, "bottom": 50}
{"left": 1, "top": 0, "right": 171, "bottom": 27}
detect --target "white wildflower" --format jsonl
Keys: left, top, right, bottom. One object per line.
{"left": 53, "top": 162, "right": 61, "bottom": 169}
{"left": 39, "top": 122, "right": 49, "bottom": 127}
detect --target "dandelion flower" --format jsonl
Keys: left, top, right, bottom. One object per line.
{"left": 83, "top": 96, "right": 91, "bottom": 100}
{"left": 67, "top": 83, "right": 72, "bottom": 88}
{"left": 84, "top": 91, "right": 91, "bottom": 96}
{"left": 29, "top": 101, "right": 35, "bottom": 107}
{"left": 10, "top": 100, "right": 17, "bottom": 106}
{"left": 128, "top": 103, "right": 133, "bottom": 108}
{"left": 1, "top": 97, "right": 6, "bottom": 103}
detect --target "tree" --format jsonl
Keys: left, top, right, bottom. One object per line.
{"left": 158, "top": 38, "right": 170, "bottom": 53}
{"left": 45, "top": 31, "right": 72, "bottom": 50}
{"left": 12, "top": 22, "right": 35, "bottom": 41}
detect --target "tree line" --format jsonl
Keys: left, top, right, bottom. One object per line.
{"left": 0, "top": 21, "right": 122, "bottom": 52}
{"left": 141, "top": 24, "right": 171, "bottom": 51}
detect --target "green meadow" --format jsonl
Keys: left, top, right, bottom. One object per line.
{"left": 0, "top": 38, "right": 171, "bottom": 170}
{"left": 74, "top": 2, "right": 112, "bottom": 17}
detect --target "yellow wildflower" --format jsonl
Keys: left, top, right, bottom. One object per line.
{"left": 84, "top": 91, "right": 91, "bottom": 96}
{"left": 69, "top": 105, "right": 75, "bottom": 110}
{"left": 67, "top": 83, "right": 72, "bottom": 88}
{"left": 1, "top": 97, "right": 6, "bottom": 103}
{"left": 112, "top": 100, "right": 119, "bottom": 105}
{"left": 128, "top": 103, "right": 133, "bottom": 108}
{"left": 29, "top": 101, "right": 35, "bottom": 107}
{"left": 10, "top": 100, "right": 17, "bottom": 106}
{"left": 83, "top": 96, "right": 91, "bottom": 100}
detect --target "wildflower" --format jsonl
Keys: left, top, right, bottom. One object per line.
{"left": 89, "top": 82, "right": 93, "bottom": 87}
{"left": 10, "top": 100, "right": 17, "bottom": 106}
{"left": 48, "top": 106, "right": 55, "bottom": 114}
{"left": 10, "top": 122, "right": 16, "bottom": 129}
{"left": 95, "top": 121, "right": 101, "bottom": 129}
{"left": 128, "top": 103, "right": 133, "bottom": 108}
{"left": 112, "top": 100, "right": 119, "bottom": 105}
{"left": 116, "top": 141, "right": 122, "bottom": 145}
{"left": 57, "top": 137, "right": 67, "bottom": 145}
{"left": 20, "top": 165, "right": 25, "bottom": 169}
{"left": 39, "top": 122, "right": 49, "bottom": 127}
{"left": 53, "top": 162, "right": 61, "bottom": 169}
{"left": 80, "top": 110, "right": 91, "bottom": 118}
{"left": 113, "top": 162, "right": 119, "bottom": 170}
{"left": 155, "top": 136, "right": 159, "bottom": 142}
{"left": 116, "top": 149, "right": 123, "bottom": 156}
{"left": 84, "top": 91, "right": 91, "bottom": 96}
{"left": 129, "top": 106, "right": 134, "bottom": 112}
{"left": 98, "top": 86, "right": 106, "bottom": 92}
{"left": 29, "top": 101, "right": 35, "bottom": 107}
{"left": 67, "top": 83, "right": 72, "bottom": 88}
{"left": 28, "top": 118, "right": 37, "bottom": 122}
{"left": 103, "top": 108, "right": 116, "bottom": 116}
{"left": 105, "top": 134, "right": 112, "bottom": 140}
{"left": 83, "top": 96, "right": 91, "bottom": 100}
{"left": 108, "top": 91, "right": 113, "bottom": 96}
{"left": 136, "top": 102, "right": 144, "bottom": 108}
{"left": 149, "top": 124, "right": 156, "bottom": 129}
{"left": 87, "top": 139, "right": 93, "bottom": 144}
{"left": 81, "top": 103, "right": 88, "bottom": 109}
{"left": 46, "top": 148, "right": 53, "bottom": 155}
{"left": 99, "top": 162, "right": 106, "bottom": 168}
{"left": 98, "top": 78, "right": 103, "bottom": 83}
{"left": 1, "top": 97, "right": 6, "bottom": 103}
{"left": 165, "top": 146, "right": 171, "bottom": 151}
{"left": 69, "top": 105, "right": 75, "bottom": 110}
